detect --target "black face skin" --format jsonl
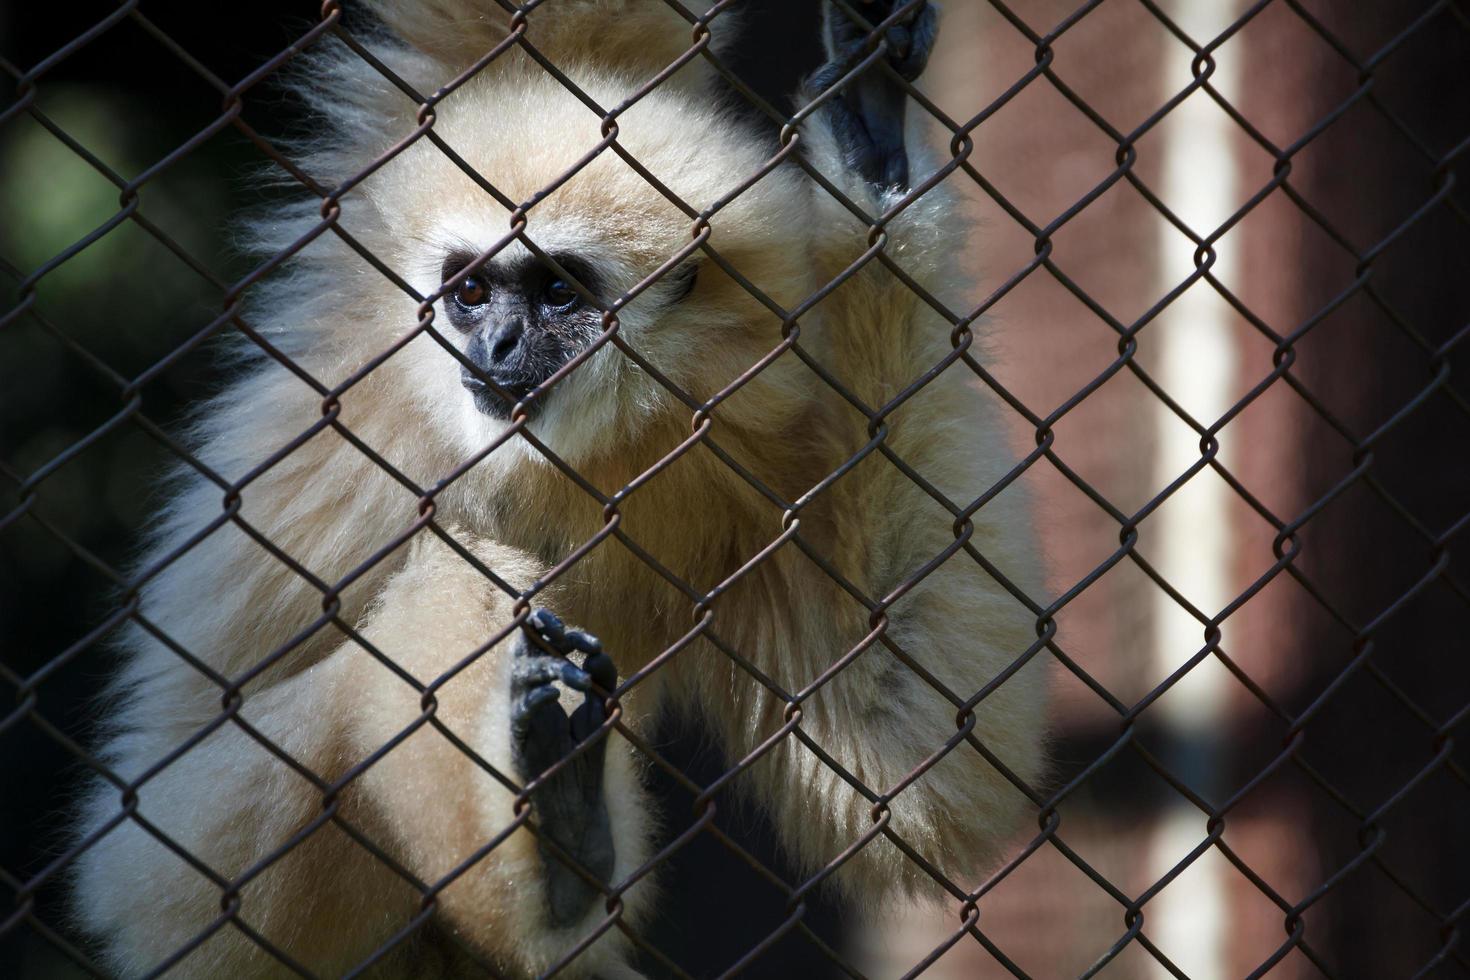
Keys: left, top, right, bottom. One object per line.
{"left": 442, "top": 251, "right": 606, "bottom": 420}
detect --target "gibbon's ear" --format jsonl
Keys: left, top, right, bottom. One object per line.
{"left": 360, "top": 0, "right": 742, "bottom": 80}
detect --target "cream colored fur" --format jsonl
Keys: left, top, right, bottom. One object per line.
{"left": 71, "top": 1, "right": 1047, "bottom": 977}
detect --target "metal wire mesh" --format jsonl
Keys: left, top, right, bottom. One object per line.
{"left": 2, "top": 0, "right": 1468, "bottom": 977}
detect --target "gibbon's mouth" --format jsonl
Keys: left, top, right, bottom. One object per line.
{"left": 460, "top": 367, "right": 544, "bottom": 420}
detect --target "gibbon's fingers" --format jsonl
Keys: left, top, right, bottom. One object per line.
{"left": 506, "top": 617, "right": 619, "bottom": 927}
{"left": 564, "top": 628, "right": 603, "bottom": 657}
{"left": 511, "top": 681, "right": 565, "bottom": 750}
{"left": 860, "top": 0, "right": 938, "bottom": 80}
{"left": 580, "top": 648, "right": 616, "bottom": 692}
{"left": 826, "top": 0, "right": 937, "bottom": 79}
{"left": 514, "top": 654, "right": 594, "bottom": 693}
{"left": 527, "top": 607, "right": 570, "bottom": 650}
{"left": 569, "top": 651, "right": 618, "bottom": 743}
{"left": 814, "top": 0, "right": 940, "bottom": 190}
{"left": 568, "top": 694, "right": 605, "bottom": 745}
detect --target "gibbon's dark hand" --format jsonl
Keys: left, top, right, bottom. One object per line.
{"left": 809, "top": 0, "right": 939, "bottom": 190}
{"left": 510, "top": 608, "right": 618, "bottom": 927}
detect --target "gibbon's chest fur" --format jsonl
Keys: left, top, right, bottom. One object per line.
{"left": 436, "top": 356, "right": 865, "bottom": 696}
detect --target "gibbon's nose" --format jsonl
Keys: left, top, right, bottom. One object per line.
{"left": 484, "top": 318, "right": 525, "bottom": 367}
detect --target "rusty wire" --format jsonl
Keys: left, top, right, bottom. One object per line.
{"left": 2, "top": 0, "right": 1469, "bottom": 977}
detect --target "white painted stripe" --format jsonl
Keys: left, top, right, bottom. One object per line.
{"left": 1147, "top": 3, "right": 1246, "bottom": 978}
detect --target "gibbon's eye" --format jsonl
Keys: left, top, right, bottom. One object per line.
{"left": 545, "top": 279, "right": 581, "bottom": 312}
{"left": 453, "top": 275, "right": 489, "bottom": 308}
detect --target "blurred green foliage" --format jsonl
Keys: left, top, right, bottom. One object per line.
{"left": 0, "top": 83, "right": 238, "bottom": 582}
{"left": 0, "top": 78, "right": 255, "bottom": 976}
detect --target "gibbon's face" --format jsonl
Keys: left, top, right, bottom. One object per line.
{"left": 445, "top": 251, "right": 597, "bottom": 421}
{"left": 441, "top": 249, "right": 698, "bottom": 422}
{"left": 419, "top": 225, "right": 712, "bottom": 468}
{"left": 379, "top": 72, "right": 817, "bottom": 469}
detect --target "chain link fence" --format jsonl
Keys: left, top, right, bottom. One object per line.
{"left": 3, "top": 0, "right": 1468, "bottom": 977}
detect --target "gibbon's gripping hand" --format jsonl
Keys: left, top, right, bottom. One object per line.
{"left": 511, "top": 609, "right": 618, "bottom": 927}
{"left": 811, "top": 0, "right": 938, "bottom": 191}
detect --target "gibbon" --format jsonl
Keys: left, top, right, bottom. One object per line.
{"left": 70, "top": 1, "right": 1048, "bottom": 977}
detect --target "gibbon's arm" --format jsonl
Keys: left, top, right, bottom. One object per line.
{"left": 697, "top": 0, "right": 1047, "bottom": 903}
{"left": 74, "top": 530, "right": 651, "bottom": 979}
